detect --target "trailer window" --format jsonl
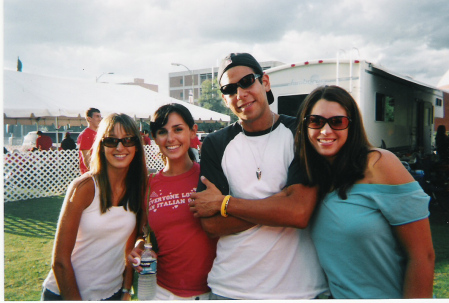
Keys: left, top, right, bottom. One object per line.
{"left": 278, "top": 94, "right": 308, "bottom": 117}
{"left": 375, "top": 93, "right": 395, "bottom": 122}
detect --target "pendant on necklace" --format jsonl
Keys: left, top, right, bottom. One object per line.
{"left": 256, "top": 169, "right": 262, "bottom": 180}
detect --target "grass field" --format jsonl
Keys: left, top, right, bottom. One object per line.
{"left": 3, "top": 195, "right": 449, "bottom": 300}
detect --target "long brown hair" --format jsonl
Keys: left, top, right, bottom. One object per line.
{"left": 90, "top": 113, "right": 147, "bottom": 213}
{"left": 295, "top": 85, "right": 372, "bottom": 201}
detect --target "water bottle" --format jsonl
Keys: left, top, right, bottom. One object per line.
{"left": 137, "top": 243, "right": 157, "bottom": 300}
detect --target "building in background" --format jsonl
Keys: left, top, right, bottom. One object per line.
{"left": 121, "top": 78, "right": 158, "bottom": 92}
{"left": 169, "top": 61, "right": 284, "bottom": 104}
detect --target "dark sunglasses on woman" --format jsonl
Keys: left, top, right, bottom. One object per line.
{"left": 305, "top": 115, "right": 351, "bottom": 130}
{"left": 102, "top": 136, "right": 139, "bottom": 147}
{"left": 220, "top": 73, "right": 261, "bottom": 95}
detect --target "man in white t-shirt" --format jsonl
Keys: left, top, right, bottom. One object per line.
{"left": 190, "top": 53, "right": 328, "bottom": 300}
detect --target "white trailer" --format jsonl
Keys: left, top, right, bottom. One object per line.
{"left": 266, "top": 59, "right": 444, "bottom": 154}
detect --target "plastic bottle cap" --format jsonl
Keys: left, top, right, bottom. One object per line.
{"left": 133, "top": 257, "right": 141, "bottom": 266}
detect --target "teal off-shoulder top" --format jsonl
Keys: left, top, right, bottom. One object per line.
{"left": 310, "top": 181, "right": 430, "bottom": 299}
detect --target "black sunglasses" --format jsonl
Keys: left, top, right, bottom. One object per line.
{"left": 220, "top": 73, "right": 261, "bottom": 95}
{"left": 304, "top": 115, "right": 351, "bottom": 130}
{"left": 102, "top": 136, "right": 139, "bottom": 147}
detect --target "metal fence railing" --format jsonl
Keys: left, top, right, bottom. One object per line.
{"left": 3, "top": 145, "right": 165, "bottom": 202}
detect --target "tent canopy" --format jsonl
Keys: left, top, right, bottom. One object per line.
{"left": 3, "top": 70, "right": 230, "bottom": 127}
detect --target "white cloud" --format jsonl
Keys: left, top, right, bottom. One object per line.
{"left": 4, "top": 0, "right": 449, "bottom": 94}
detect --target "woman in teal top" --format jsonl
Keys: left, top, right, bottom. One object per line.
{"left": 295, "top": 85, "right": 435, "bottom": 298}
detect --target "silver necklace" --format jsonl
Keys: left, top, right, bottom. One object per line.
{"left": 241, "top": 113, "right": 275, "bottom": 180}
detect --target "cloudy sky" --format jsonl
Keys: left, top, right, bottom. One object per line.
{"left": 4, "top": 0, "right": 449, "bottom": 95}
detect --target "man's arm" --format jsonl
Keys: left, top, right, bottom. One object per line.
{"left": 190, "top": 177, "right": 318, "bottom": 229}
{"left": 227, "top": 183, "right": 317, "bottom": 228}
{"left": 197, "top": 167, "right": 256, "bottom": 238}
{"left": 36, "top": 137, "right": 41, "bottom": 150}
{"left": 199, "top": 215, "right": 256, "bottom": 238}
{"left": 80, "top": 150, "right": 91, "bottom": 171}
{"left": 197, "top": 133, "right": 256, "bottom": 237}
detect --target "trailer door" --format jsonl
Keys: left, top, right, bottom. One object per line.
{"left": 278, "top": 94, "right": 308, "bottom": 117}
{"left": 417, "top": 100, "right": 433, "bottom": 154}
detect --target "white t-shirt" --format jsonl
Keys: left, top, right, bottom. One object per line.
{"left": 198, "top": 115, "right": 328, "bottom": 299}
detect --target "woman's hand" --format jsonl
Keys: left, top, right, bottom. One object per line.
{"left": 127, "top": 241, "right": 158, "bottom": 273}
{"left": 128, "top": 246, "right": 144, "bottom": 273}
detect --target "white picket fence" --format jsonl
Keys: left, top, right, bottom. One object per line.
{"left": 3, "top": 145, "right": 165, "bottom": 202}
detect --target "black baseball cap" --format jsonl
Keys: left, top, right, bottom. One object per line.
{"left": 217, "top": 53, "right": 274, "bottom": 105}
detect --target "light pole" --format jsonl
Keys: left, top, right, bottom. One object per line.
{"left": 96, "top": 72, "right": 114, "bottom": 83}
{"left": 171, "top": 63, "right": 194, "bottom": 103}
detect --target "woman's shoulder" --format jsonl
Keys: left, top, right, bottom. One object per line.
{"left": 365, "top": 148, "right": 415, "bottom": 185}
{"left": 67, "top": 173, "right": 96, "bottom": 205}
{"left": 71, "top": 172, "right": 95, "bottom": 186}
{"left": 148, "top": 171, "right": 158, "bottom": 184}
{"left": 151, "top": 162, "right": 199, "bottom": 182}
{"left": 367, "top": 148, "right": 396, "bottom": 162}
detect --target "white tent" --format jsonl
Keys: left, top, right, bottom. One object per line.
{"left": 3, "top": 70, "right": 230, "bottom": 127}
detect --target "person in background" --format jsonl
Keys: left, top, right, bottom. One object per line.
{"left": 435, "top": 125, "right": 449, "bottom": 163}
{"left": 142, "top": 129, "right": 152, "bottom": 145}
{"left": 41, "top": 113, "right": 147, "bottom": 300}
{"left": 189, "top": 53, "right": 327, "bottom": 300}
{"left": 61, "top": 132, "right": 76, "bottom": 150}
{"left": 36, "top": 131, "right": 53, "bottom": 151}
{"left": 77, "top": 108, "right": 102, "bottom": 174}
{"left": 190, "top": 132, "right": 202, "bottom": 162}
{"left": 128, "top": 103, "right": 216, "bottom": 300}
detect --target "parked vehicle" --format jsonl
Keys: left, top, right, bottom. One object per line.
{"left": 266, "top": 59, "right": 444, "bottom": 154}
{"left": 22, "top": 131, "right": 81, "bottom": 150}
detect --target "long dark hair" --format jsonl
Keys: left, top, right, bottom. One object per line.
{"left": 90, "top": 113, "right": 147, "bottom": 213}
{"left": 150, "top": 103, "right": 196, "bottom": 162}
{"left": 295, "top": 85, "right": 372, "bottom": 201}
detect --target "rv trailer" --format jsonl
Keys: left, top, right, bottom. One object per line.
{"left": 266, "top": 59, "right": 444, "bottom": 155}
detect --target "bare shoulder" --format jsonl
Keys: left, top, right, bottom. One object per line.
{"left": 367, "top": 148, "right": 399, "bottom": 167}
{"left": 366, "top": 148, "right": 415, "bottom": 185}
{"left": 65, "top": 173, "right": 96, "bottom": 208}
{"left": 69, "top": 173, "right": 95, "bottom": 192}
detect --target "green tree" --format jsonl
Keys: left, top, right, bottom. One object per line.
{"left": 199, "top": 79, "right": 237, "bottom": 124}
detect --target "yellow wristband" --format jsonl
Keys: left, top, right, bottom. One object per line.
{"left": 221, "top": 195, "right": 231, "bottom": 217}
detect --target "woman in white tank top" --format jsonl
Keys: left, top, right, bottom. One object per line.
{"left": 42, "top": 113, "right": 147, "bottom": 300}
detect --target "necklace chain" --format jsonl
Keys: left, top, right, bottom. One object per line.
{"left": 241, "top": 113, "right": 275, "bottom": 180}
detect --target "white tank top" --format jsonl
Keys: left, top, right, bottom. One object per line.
{"left": 43, "top": 177, "right": 137, "bottom": 300}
